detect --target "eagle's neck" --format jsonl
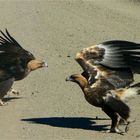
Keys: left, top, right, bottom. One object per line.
{"left": 75, "top": 77, "right": 89, "bottom": 91}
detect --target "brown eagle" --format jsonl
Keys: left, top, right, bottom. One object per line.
{"left": 0, "top": 29, "right": 48, "bottom": 105}
{"left": 66, "top": 71, "right": 140, "bottom": 134}
{"left": 66, "top": 40, "right": 140, "bottom": 134}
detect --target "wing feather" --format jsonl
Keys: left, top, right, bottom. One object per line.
{"left": 76, "top": 40, "right": 140, "bottom": 89}
{"left": 0, "top": 30, "right": 13, "bottom": 43}
{"left": 95, "top": 40, "right": 140, "bottom": 72}
{"left": 5, "top": 29, "right": 22, "bottom": 48}
{"left": 0, "top": 29, "right": 24, "bottom": 53}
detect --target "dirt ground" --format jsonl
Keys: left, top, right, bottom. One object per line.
{"left": 0, "top": 0, "right": 140, "bottom": 140}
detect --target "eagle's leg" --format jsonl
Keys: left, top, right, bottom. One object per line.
{"left": 0, "top": 78, "right": 14, "bottom": 106}
{"left": 102, "top": 107, "right": 124, "bottom": 134}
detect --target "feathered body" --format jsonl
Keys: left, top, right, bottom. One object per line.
{"left": 0, "top": 29, "right": 47, "bottom": 105}
{"left": 67, "top": 40, "right": 140, "bottom": 134}
{"left": 66, "top": 73, "right": 140, "bottom": 134}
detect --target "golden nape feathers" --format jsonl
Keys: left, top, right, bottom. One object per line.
{"left": 0, "top": 29, "right": 48, "bottom": 105}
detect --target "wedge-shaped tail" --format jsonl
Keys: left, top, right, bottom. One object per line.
{"left": 114, "top": 83, "right": 140, "bottom": 101}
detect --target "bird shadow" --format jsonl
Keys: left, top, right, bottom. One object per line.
{"left": 3, "top": 96, "right": 23, "bottom": 102}
{"left": 21, "top": 117, "right": 110, "bottom": 131}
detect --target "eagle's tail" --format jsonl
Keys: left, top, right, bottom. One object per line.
{"left": 115, "top": 83, "right": 140, "bottom": 101}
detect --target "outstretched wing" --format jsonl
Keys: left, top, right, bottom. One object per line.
{"left": 75, "top": 40, "right": 139, "bottom": 88}
{"left": 0, "top": 29, "right": 35, "bottom": 64}
{"left": 103, "top": 68, "right": 134, "bottom": 89}
{"left": 77, "top": 40, "right": 140, "bottom": 72}
{"left": 0, "top": 29, "right": 24, "bottom": 53}
{"left": 96, "top": 40, "right": 140, "bottom": 73}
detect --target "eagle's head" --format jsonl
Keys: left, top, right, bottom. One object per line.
{"left": 66, "top": 73, "right": 88, "bottom": 89}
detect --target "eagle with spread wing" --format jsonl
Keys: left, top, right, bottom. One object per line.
{"left": 75, "top": 40, "right": 140, "bottom": 88}
{"left": 0, "top": 29, "right": 48, "bottom": 105}
{"left": 66, "top": 40, "right": 140, "bottom": 134}
{"left": 66, "top": 72, "right": 140, "bottom": 134}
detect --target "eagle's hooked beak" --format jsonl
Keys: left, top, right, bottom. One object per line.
{"left": 27, "top": 59, "right": 48, "bottom": 71}
{"left": 42, "top": 61, "right": 48, "bottom": 67}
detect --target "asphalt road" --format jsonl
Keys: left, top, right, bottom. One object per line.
{"left": 0, "top": 0, "right": 140, "bottom": 140}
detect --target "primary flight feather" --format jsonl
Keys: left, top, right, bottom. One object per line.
{"left": 75, "top": 40, "right": 140, "bottom": 88}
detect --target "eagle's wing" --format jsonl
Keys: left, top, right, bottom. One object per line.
{"left": 94, "top": 40, "right": 140, "bottom": 72}
{"left": 104, "top": 68, "right": 134, "bottom": 89}
{"left": 0, "top": 29, "right": 24, "bottom": 53}
{"left": 76, "top": 54, "right": 134, "bottom": 88}
{"left": 0, "top": 29, "right": 35, "bottom": 61}
{"left": 0, "top": 69, "right": 12, "bottom": 82}
{"left": 75, "top": 40, "right": 140, "bottom": 87}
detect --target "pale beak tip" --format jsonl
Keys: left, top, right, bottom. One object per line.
{"left": 44, "top": 62, "right": 48, "bottom": 67}
{"left": 65, "top": 76, "right": 72, "bottom": 82}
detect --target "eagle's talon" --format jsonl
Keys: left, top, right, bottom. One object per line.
{"left": 0, "top": 99, "right": 7, "bottom": 106}
{"left": 124, "top": 119, "right": 135, "bottom": 132}
{"left": 104, "top": 128, "right": 124, "bottom": 135}
{"left": 9, "top": 88, "right": 19, "bottom": 95}
{"left": 125, "top": 124, "right": 129, "bottom": 132}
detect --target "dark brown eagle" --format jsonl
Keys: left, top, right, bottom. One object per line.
{"left": 0, "top": 29, "right": 48, "bottom": 105}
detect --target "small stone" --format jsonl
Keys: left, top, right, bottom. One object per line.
{"left": 96, "top": 116, "right": 98, "bottom": 120}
